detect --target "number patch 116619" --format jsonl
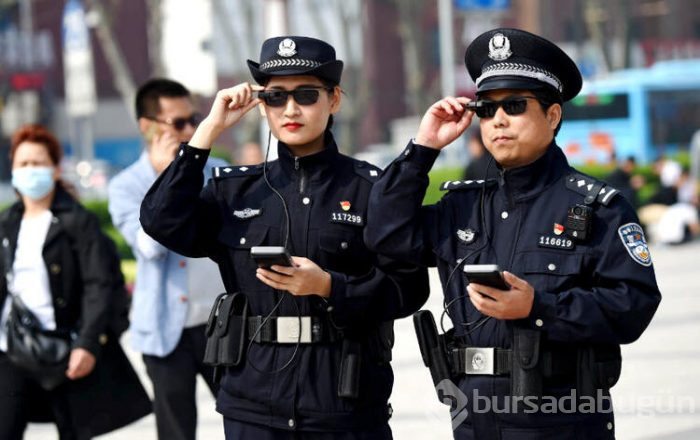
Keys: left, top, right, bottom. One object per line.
{"left": 330, "top": 212, "right": 364, "bottom": 226}
{"left": 538, "top": 235, "right": 574, "bottom": 250}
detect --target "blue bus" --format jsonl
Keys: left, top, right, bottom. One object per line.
{"left": 557, "top": 59, "right": 700, "bottom": 165}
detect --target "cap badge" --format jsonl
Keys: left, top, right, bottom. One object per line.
{"left": 488, "top": 33, "right": 512, "bottom": 61}
{"left": 277, "top": 38, "right": 297, "bottom": 57}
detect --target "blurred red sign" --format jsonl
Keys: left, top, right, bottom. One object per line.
{"left": 10, "top": 72, "right": 45, "bottom": 90}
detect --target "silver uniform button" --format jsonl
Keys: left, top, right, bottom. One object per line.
{"left": 288, "top": 419, "right": 295, "bottom": 427}
{"left": 535, "top": 319, "right": 544, "bottom": 327}
{"left": 302, "top": 197, "right": 311, "bottom": 205}
{"left": 194, "top": 154, "right": 200, "bottom": 159}
{"left": 340, "top": 241, "right": 349, "bottom": 250}
{"left": 501, "top": 211, "right": 508, "bottom": 219}
{"left": 607, "top": 422, "right": 613, "bottom": 430}
{"left": 239, "top": 237, "right": 246, "bottom": 245}
{"left": 548, "top": 263, "right": 556, "bottom": 271}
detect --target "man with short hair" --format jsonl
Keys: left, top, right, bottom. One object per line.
{"left": 108, "top": 78, "right": 227, "bottom": 440}
{"left": 366, "top": 29, "right": 661, "bottom": 439}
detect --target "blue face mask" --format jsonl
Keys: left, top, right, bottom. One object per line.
{"left": 11, "top": 166, "right": 56, "bottom": 200}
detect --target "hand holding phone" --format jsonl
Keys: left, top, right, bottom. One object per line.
{"left": 250, "top": 246, "right": 294, "bottom": 272}
{"left": 463, "top": 264, "right": 510, "bottom": 290}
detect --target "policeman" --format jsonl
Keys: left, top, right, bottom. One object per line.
{"left": 365, "top": 28, "right": 661, "bottom": 439}
{"left": 140, "top": 36, "right": 429, "bottom": 439}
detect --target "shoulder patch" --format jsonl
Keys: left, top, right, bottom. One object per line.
{"left": 565, "top": 173, "right": 619, "bottom": 206}
{"left": 353, "top": 161, "right": 382, "bottom": 182}
{"left": 618, "top": 223, "right": 652, "bottom": 266}
{"left": 212, "top": 164, "right": 264, "bottom": 179}
{"left": 440, "top": 179, "right": 497, "bottom": 191}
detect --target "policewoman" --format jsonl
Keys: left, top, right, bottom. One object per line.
{"left": 140, "top": 36, "right": 429, "bottom": 438}
{"left": 365, "top": 29, "right": 661, "bottom": 439}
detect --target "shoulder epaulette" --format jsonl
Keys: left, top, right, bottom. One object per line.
{"left": 212, "top": 164, "right": 265, "bottom": 179}
{"left": 352, "top": 160, "right": 382, "bottom": 182}
{"left": 565, "top": 173, "right": 619, "bottom": 206}
{"left": 440, "top": 179, "right": 497, "bottom": 191}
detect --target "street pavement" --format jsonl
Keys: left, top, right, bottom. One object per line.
{"left": 25, "top": 240, "right": 700, "bottom": 439}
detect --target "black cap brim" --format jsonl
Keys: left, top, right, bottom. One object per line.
{"left": 247, "top": 59, "right": 344, "bottom": 85}
{"left": 476, "top": 77, "right": 560, "bottom": 96}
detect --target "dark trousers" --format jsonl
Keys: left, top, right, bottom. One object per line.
{"left": 0, "top": 351, "right": 90, "bottom": 440}
{"left": 223, "top": 418, "right": 393, "bottom": 440}
{"left": 142, "top": 324, "right": 218, "bottom": 440}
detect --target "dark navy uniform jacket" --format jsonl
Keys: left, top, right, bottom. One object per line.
{"left": 365, "top": 141, "right": 661, "bottom": 439}
{"left": 140, "top": 133, "right": 429, "bottom": 432}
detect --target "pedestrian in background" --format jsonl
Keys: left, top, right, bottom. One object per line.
{"left": 107, "top": 79, "right": 227, "bottom": 440}
{"left": 140, "top": 36, "right": 429, "bottom": 439}
{"left": 366, "top": 28, "right": 661, "bottom": 439}
{"left": 0, "top": 124, "right": 151, "bottom": 440}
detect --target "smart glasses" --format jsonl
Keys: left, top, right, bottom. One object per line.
{"left": 146, "top": 113, "right": 201, "bottom": 131}
{"left": 466, "top": 96, "right": 540, "bottom": 118}
{"left": 258, "top": 86, "right": 332, "bottom": 107}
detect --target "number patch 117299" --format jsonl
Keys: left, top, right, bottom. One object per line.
{"left": 330, "top": 212, "right": 364, "bottom": 226}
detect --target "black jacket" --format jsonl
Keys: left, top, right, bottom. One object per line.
{"left": 0, "top": 186, "right": 151, "bottom": 435}
{"left": 365, "top": 141, "right": 661, "bottom": 439}
{"left": 141, "top": 134, "right": 429, "bottom": 432}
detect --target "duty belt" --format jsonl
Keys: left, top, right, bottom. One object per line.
{"left": 247, "top": 316, "right": 341, "bottom": 344}
{"left": 451, "top": 347, "right": 576, "bottom": 377}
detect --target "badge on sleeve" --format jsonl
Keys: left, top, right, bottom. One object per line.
{"left": 618, "top": 223, "right": 652, "bottom": 266}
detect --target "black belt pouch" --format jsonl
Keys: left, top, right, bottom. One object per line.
{"left": 203, "top": 292, "right": 248, "bottom": 367}
{"left": 338, "top": 340, "right": 362, "bottom": 399}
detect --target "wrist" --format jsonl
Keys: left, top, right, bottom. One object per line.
{"left": 188, "top": 118, "right": 221, "bottom": 150}
{"left": 414, "top": 135, "right": 440, "bottom": 150}
{"left": 318, "top": 271, "right": 332, "bottom": 298}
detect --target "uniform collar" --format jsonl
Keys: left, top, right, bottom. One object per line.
{"left": 277, "top": 131, "right": 340, "bottom": 179}
{"left": 498, "top": 142, "right": 569, "bottom": 200}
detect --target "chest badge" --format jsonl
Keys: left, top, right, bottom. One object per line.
{"left": 340, "top": 201, "right": 351, "bottom": 211}
{"left": 553, "top": 223, "right": 565, "bottom": 235}
{"left": 456, "top": 228, "right": 476, "bottom": 244}
{"left": 618, "top": 223, "right": 652, "bottom": 266}
{"left": 233, "top": 208, "right": 262, "bottom": 219}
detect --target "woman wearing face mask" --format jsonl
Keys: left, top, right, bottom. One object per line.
{"left": 141, "top": 36, "right": 429, "bottom": 438}
{"left": 0, "top": 124, "right": 151, "bottom": 440}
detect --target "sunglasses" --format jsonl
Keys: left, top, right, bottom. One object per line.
{"left": 466, "top": 96, "right": 540, "bottom": 118}
{"left": 258, "top": 86, "right": 332, "bottom": 107}
{"left": 147, "top": 113, "right": 201, "bottom": 131}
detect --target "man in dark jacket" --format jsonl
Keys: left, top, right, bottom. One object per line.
{"left": 365, "top": 28, "right": 661, "bottom": 439}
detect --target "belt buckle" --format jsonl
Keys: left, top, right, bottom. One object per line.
{"left": 276, "top": 317, "right": 312, "bottom": 344}
{"left": 464, "top": 347, "right": 495, "bottom": 375}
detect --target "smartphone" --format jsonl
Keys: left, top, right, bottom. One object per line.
{"left": 250, "top": 246, "right": 294, "bottom": 270}
{"left": 145, "top": 123, "right": 161, "bottom": 143}
{"left": 463, "top": 264, "right": 510, "bottom": 290}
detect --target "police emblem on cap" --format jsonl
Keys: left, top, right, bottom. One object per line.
{"left": 618, "top": 223, "right": 652, "bottom": 266}
{"left": 488, "top": 33, "right": 512, "bottom": 61}
{"left": 277, "top": 38, "right": 297, "bottom": 57}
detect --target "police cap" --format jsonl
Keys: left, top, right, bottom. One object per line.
{"left": 465, "top": 28, "right": 582, "bottom": 102}
{"left": 247, "top": 36, "right": 344, "bottom": 85}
